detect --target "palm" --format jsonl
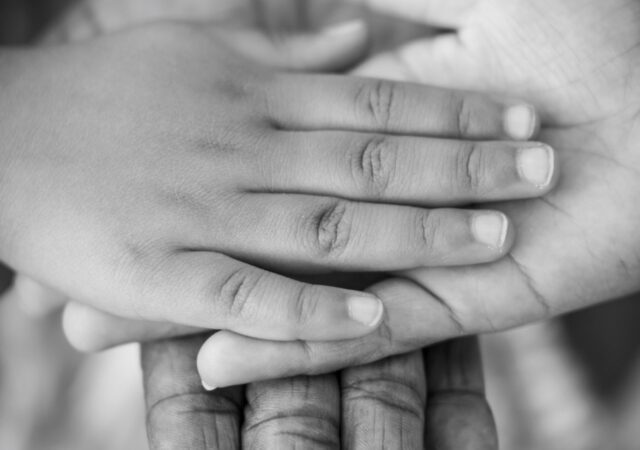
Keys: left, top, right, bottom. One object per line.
{"left": 361, "top": 0, "right": 640, "bottom": 332}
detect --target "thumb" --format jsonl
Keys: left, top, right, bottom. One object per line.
{"left": 215, "top": 20, "right": 370, "bottom": 72}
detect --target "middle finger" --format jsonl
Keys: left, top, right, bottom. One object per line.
{"left": 243, "top": 375, "right": 341, "bottom": 449}
{"left": 255, "top": 131, "right": 556, "bottom": 206}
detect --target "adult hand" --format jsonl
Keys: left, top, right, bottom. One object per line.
{"left": 143, "top": 334, "right": 496, "bottom": 449}
{"left": 195, "top": 0, "right": 640, "bottom": 386}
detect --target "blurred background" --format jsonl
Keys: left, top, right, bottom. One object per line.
{"left": 2, "top": 1, "right": 640, "bottom": 449}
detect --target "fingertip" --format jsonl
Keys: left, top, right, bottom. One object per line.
{"left": 62, "top": 303, "right": 104, "bottom": 353}
{"left": 504, "top": 103, "right": 540, "bottom": 140}
{"left": 201, "top": 380, "right": 217, "bottom": 391}
{"left": 196, "top": 332, "right": 235, "bottom": 389}
{"left": 197, "top": 332, "right": 295, "bottom": 389}
{"left": 517, "top": 143, "right": 558, "bottom": 193}
{"left": 471, "top": 211, "right": 512, "bottom": 252}
{"left": 346, "top": 294, "right": 385, "bottom": 328}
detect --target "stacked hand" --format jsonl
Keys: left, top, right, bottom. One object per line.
{"left": 190, "top": 0, "right": 640, "bottom": 386}
{"left": 2, "top": 1, "right": 523, "bottom": 448}
{"left": 12, "top": 0, "right": 638, "bottom": 447}
{"left": 2, "top": 17, "right": 551, "bottom": 347}
{"left": 28, "top": 0, "right": 636, "bottom": 389}
{"left": 16, "top": 0, "right": 640, "bottom": 444}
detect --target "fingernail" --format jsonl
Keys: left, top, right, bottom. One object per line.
{"left": 202, "top": 380, "right": 217, "bottom": 391}
{"left": 472, "top": 212, "right": 508, "bottom": 249}
{"left": 517, "top": 144, "right": 554, "bottom": 188}
{"left": 347, "top": 295, "right": 384, "bottom": 327}
{"left": 504, "top": 104, "right": 538, "bottom": 140}
{"left": 323, "top": 20, "right": 366, "bottom": 37}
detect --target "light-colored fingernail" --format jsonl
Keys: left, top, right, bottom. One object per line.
{"left": 517, "top": 145, "right": 554, "bottom": 188}
{"left": 323, "top": 19, "right": 366, "bottom": 37}
{"left": 504, "top": 104, "right": 538, "bottom": 140}
{"left": 347, "top": 295, "right": 384, "bottom": 327}
{"left": 472, "top": 212, "right": 508, "bottom": 249}
{"left": 202, "top": 380, "right": 217, "bottom": 391}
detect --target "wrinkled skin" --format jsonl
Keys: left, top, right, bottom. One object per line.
{"left": 142, "top": 334, "right": 496, "bottom": 449}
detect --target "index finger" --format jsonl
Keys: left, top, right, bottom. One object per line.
{"left": 142, "top": 335, "right": 244, "bottom": 450}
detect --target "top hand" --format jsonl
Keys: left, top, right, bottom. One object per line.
{"left": 197, "top": 0, "right": 640, "bottom": 386}
{"left": 1, "top": 19, "right": 547, "bottom": 347}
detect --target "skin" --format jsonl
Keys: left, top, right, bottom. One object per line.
{"left": 8, "top": 1, "right": 499, "bottom": 448}
{"left": 190, "top": 0, "right": 640, "bottom": 387}
{"left": 142, "top": 334, "right": 496, "bottom": 449}
{"left": 0, "top": 16, "right": 552, "bottom": 346}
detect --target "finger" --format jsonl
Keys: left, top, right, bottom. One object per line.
{"left": 196, "top": 243, "right": 559, "bottom": 387}
{"left": 195, "top": 276, "right": 481, "bottom": 387}
{"left": 355, "top": 34, "right": 523, "bottom": 121}
{"left": 214, "top": 20, "right": 369, "bottom": 72}
{"left": 259, "top": 131, "right": 556, "bottom": 205}
{"left": 223, "top": 194, "right": 514, "bottom": 271}
{"left": 62, "top": 302, "right": 202, "bottom": 352}
{"left": 341, "top": 351, "right": 426, "bottom": 450}
{"left": 265, "top": 74, "right": 538, "bottom": 141}
{"left": 424, "top": 338, "right": 498, "bottom": 450}
{"left": 347, "top": 0, "right": 479, "bottom": 28}
{"left": 10, "top": 274, "right": 67, "bottom": 317}
{"left": 115, "top": 251, "right": 384, "bottom": 342}
{"left": 62, "top": 274, "right": 385, "bottom": 352}
{"left": 142, "top": 335, "right": 243, "bottom": 450}
{"left": 242, "top": 375, "right": 340, "bottom": 449}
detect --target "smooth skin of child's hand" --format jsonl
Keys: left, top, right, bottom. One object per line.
{"left": 0, "top": 20, "right": 550, "bottom": 347}
{"left": 190, "top": 0, "right": 640, "bottom": 387}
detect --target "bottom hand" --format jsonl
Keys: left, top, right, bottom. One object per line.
{"left": 142, "top": 336, "right": 496, "bottom": 449}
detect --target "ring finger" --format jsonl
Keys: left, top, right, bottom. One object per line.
{"left": 213, "top": 194, "right": 514, "bottom": 271}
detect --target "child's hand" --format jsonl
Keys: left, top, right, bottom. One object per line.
{"left": 0, "top": 23, "right": 547, "bottom": 344}
{"left": 192, "top": 0, "right": 640, "bottom": 387}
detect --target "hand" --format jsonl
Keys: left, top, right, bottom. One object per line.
{"left": 193, "top": 0, "right": 640, "bottom": 386}
{"left": 2, "top": 16, "right": 552, "bottom": 348}
{"left": 142, "top": 335, "right": 497, "bottom": 449}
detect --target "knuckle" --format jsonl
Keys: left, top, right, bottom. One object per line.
{"left": 453, "top": 94, "right": 474, "bottom": 136}
{"left": 215, "top": 268, "right": 263, "bottom": 319}
{"left": 290, "top": 284, "right": 321, "bottom": 328}
{"left": 350, "top": 136, "right": 397, "bottom": 198}
{"left": 146, "top": 392, "right": 240, "bottom": 442}
{"left": 356, "top": 79, "right": 401, "bottom": 129}
{"left": 309, "top": 200, "right": 352, "bottom": 258}
{"left": 456, "top": 142, "right": 484, "bottom": 193}
{"left": 245, "top": 417, "right": 339, "bottom": 448}
{"left": 342, "top": 376, "right": 425, "bottom": 420}
{"left": 416, "top": 210, "right": 442, "bottom": 254}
